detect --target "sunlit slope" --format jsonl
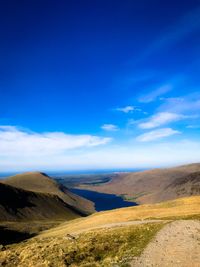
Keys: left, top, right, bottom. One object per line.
{"left": 149, "top": 171, "right": 200, "bottom": 203}
{"left": 82, "top": 163, "right": 200, "bottom": 204}
{"left": 41, "top": 195, "right": 200, "bottom": 237}
{"left": 3, "top": 172, "right": 95, "bottom": 214}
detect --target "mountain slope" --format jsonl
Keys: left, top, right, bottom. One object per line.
{"left": 3, "top": 172, "right": 95, "bottom": 214}
{"left": 80, "top": 163, "right": 200, "bottom": 204}
{"left": 0, "top": 182, "right": 82, "bottom": 221}
{"left": 153, "top": 171, "right": 200, "bottom": 203}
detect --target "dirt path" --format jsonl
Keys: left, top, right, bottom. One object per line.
{"left": 131, "top": 220, "right": 200, "bottom": 267}
{"left": 71, "top": 219, "right": 166, "bottom": 235}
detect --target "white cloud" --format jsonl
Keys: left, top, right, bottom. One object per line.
{"left": 139, "top": 112, "right": 188, "bottom": 129}
{"left": 101, "top": 124, "right": 119, "bottom": 131}
{"left": 139, "top": 85, "right": 172, "bottom": 103}
{"left": 0, "top": 125, "right": 111, "bottom": 157}
{"left": 115, "top": 106, "right": 141, "bottom": 113}
{"left": 136, "top": 128, "right": 180, "bottom": 142}
{"left": 0, "top": 125, "right": 199, "bottom": 172}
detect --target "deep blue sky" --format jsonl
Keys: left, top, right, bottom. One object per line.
{"left": 0, "top": 0, "right": 200, "bottom": 172}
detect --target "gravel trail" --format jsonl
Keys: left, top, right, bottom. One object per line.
{"left": 131, "top": 220, "right": 200, "bottom": 267}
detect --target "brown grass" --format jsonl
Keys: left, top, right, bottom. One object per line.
{"left": 0, "top": 223, "right": 164, "bottom": 267}
{"left": 1, "top": 195, "right": 199, "bottom": 266}
{"left": 41, "top": 195, "right": 200, "bottom": 238}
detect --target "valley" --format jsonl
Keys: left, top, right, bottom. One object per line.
{"left": 77, "top": 163, "right": 200, "bottom": 204}
{"left": 0, "top": 163, "right": 200, "bottom": 266}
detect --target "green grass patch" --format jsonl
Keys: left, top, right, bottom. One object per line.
{"left": 120, "top": 192, "right": 147, "bottom": 202}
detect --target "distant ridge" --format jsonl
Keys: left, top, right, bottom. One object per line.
{"left": 81, "top": 163, "right": 200, "bottom": 204}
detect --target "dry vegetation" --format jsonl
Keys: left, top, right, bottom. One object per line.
{"left": 0, "top": 196, "right": 199, "bottom": 266}
{"left": 41, "top": 196, "right": 200, "bottom": 237}
{"left": 0, "top": 223, "right": 164, "bottom": 267}
{"left": 81, "top": 163, "right": 200, "bottom": 204}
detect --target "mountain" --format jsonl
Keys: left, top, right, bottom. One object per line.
{"left": 0, "top": 172, "right": 95, "bottom": 223}
{"left": 2, "top": 172, "right": 95, "bottom": 215}
{"left": 80, "top": 163, "right": 200, "bottom": 204}
{"left": 0, "top": 182, "right": 82, "bottom": 221}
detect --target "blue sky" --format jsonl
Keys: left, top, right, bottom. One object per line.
{"left": 0, "top": 0, "right": 200, "bottom": 172}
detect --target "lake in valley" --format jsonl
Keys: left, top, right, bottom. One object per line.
{"left": 69, "top": 188, "right": 137, "bottom": 211}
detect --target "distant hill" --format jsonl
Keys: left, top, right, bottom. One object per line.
{"left": 80, "top": 163, "right": 200, "bottom": 204}
{"left": 154, "top": 171, "right": 200, "bottom": 203}
{"left": 3, "top": 172, "right": 94, "bottom": 215}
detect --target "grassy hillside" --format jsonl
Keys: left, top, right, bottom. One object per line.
{"left": 150, "top": 171, "right": 200, "bottom": 203}
{"left": 80, "top": 163, "right": 200, "bottom": 204}
{"left": 3, "top": 172, "right": 95, "bottom": 214}
{"left": 1, "top": 195, "right": 199, "bottom": 266}
{"left": 0, "top": 222, "right": 164, "bottom": 267}
{"left": 41, "top": 195, "right": 200, "bottom": 237}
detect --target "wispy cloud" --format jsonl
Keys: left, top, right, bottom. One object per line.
{"left": 138, "top": 112, "right": 188, "bottom": 129}
{"left": 136, "top": 128, "right": 180, "bottom": 142}
{"left": 115, "top": 105, "right": 141, "bottom": 113}
{"left": 101, "top": 124, "right": 119, "bottom": 131}
{"left": 139, "top": 84, "right": 172, "bottom": 103}
{"left": 186, "top": 125, "right": 200, "bottom": 129}
{"left": 0, "top": 125, "right": 111, "bottom": 157}
{"left": 139, "top": 6, "right": 200, "bottom": 61}
{"left": 158, "top": 93, "right": 200, "bottom": 114}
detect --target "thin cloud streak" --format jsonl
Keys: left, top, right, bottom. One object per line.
{"left": 101, "top": 124, "right": 119, "bottom": 131}
{"left": 138, "top": 112, "right": 189, "bottom": 129}
{"left": 115, "top": 106, "right": 141, "bottom": 113}
{"left": 139, "top": 84, "right": 172, "bottom": 103}
{"left": 136, "top": 128, "right": 181, "bottom": 142}
{"left": 138, "top": 6, "right": 200, "bottom": 62}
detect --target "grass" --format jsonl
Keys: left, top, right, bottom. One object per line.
{"left": 147, "top": 213, "right": 200, "bottom": 221}
{"left": 120, "top": 192, "right": 147, "bottom": 202}
{"left": 41, "top": 196, "right": 200, "bottom": 238}
{"left": 0, "top": 220, "right": 64, "bottom": 236}
{"left": 0, "top": 220, "right": 65, "bottom": 245}
{"left": 0, "top": 223, "right": 164, "bottom": 267}
{"left": 1, "top": 195, "right": 200, "bottom": 266}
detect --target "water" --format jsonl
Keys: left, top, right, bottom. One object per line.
{"left": 70, "top": 188, "right": 137, "bottom": 212}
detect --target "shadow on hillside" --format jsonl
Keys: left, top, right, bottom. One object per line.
{"left": 0, "top": 226, "right": 35, "bottom": 245}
